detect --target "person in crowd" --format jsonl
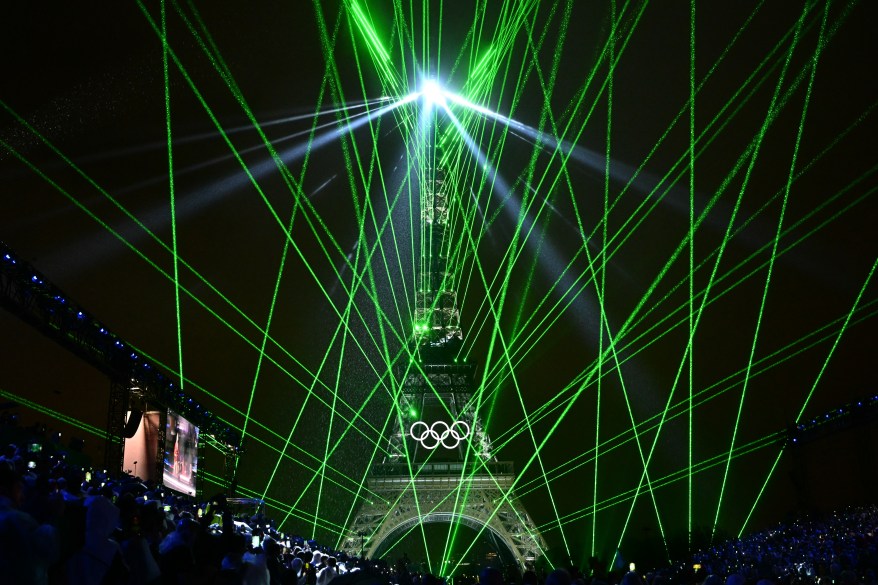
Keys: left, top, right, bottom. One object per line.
{"left": 0, "top": 463, "right": 59, "bottom": 584}
{"left": 217, "top": 532, "right": 249, "bottom": 585}
{"left": 119, "top": 495, "right": 163, "bottom": 585}
{"left": 264, "top": 535, "right": 285, "bottom": 585}
{"left": 317, "top": 555, "right": 339, "bottom": 585}
{"left": 67, "top": 492, "right": 129, "bottom": 584}
{"left": 243, "top": 544, "right": 270, "bottom": 585}
{"left": 287, "top": 555, "right": 306, "bottom": 585}
{"left": 158, "top": 517, "right": 199, "bottom": 583}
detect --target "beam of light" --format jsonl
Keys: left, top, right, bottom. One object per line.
{"left": 471, "top": 157, "right": 875, "bottom": 489}
{"left": 434, "top": 102, "right": 572, "bottom": 565}
{"left": 484, "top": 84, "right": 862, "bottom": 436}
{"left": 688, "top": 0, "right": 696, "bottom": 553}
{"left": 414, "top": 141, "right": 868, "bottom": 560}
{"left": 180, "top": 8, "right": 468, "bottom": 540}
{"left": 139, "top": 4, "right": 430, "bottom": 392}
{"left": 444, "top": 82, "right": 661, "bottom": 560}
{"left": 711, "top": 1, "right": 810, "bottom": 540}
{"left": 0, "top": 131, "right": 404, "bottom": 506}
{"left": 0, "top": 388, "right": 108, "bottom": 438}
{"left": 186, "top": 2, "right": 434, "bottom": 520}
{"left": 202, "top": 470, "right": 357, "bottom": 538}
{"left": 313, "top": 311, "right": 348, "bottom": 537}
{"left": 445, "top": 63, "right": 862, "bottom": 568}
{"left": 348, "top": 1, "right": 392, "bottom": 63}
{"left": 44, "top": 99, "right": 386, "bottom": 168}
{"left": 450, "top": 5, "right": 676, "bottom": 560}
{"left": 542, "top": 430, "right": 787, "bottom": 532}
{"left": 306, "top": 9, "right": 471, "bottom": 555}
{"left": 470, "top": 0, "right": 854, "bottom": 435}
{"left": 601, "top": 0, "right": 616, "bottom": 559}
{"left": 446, "top": 2, "right": 823, "bottom": 363}
{"left": 504, "top": 298, "right": 874, "bottom": 502}
{"left": 740, "top": 251, "right": 878, "bottom": 538}
{"left": 167, "top": 93, "right": 417, "bottom": 214}
{"left": 434, "top": 5, "right": 696, "bottom": 560}
{"left": 105, "top": 106, "right": 375, "bottom": 195}
{"left": 162, "top": 0, "right": 185, "bottom": 401}
{"left": 148, "top": 0, "right": 436, "bottom": 439}
{"left": 176, "top": 0, "right": 425, "bottom": 494}
{"left": 486, "top": 171, "right": 878, "bottom": 491}
{"left": 312, "top": 10, "right": 448, "bottom": 554}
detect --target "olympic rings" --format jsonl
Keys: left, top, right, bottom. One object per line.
{"left": 409, "top": 420, "right": 471, "bottom": 449}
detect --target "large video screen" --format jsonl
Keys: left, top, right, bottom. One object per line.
{"left": 122, "top": 411, "right": 161, "bottom": 482}
{"left": 163, "top": 410, "right": 199, "bottom": 495}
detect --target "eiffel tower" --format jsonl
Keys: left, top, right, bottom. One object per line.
{"left": 340, "top": 127, "right": 545, "bottom": 570}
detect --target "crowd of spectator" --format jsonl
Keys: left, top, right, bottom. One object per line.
{"left": 537, "top": 507, "right": 878, "bottom": 585}
{"left": 2, "top": 420, "right": 878, "bottom": 585}
{"left": 0, "top": 434, "right": 386, "bottom": 585}
{"left": 676, "top": 506, "right": 878, "bottom": 585}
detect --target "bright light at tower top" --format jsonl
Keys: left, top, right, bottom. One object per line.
{"left": 421, "top": 79, "right": 446, "bottom": 106}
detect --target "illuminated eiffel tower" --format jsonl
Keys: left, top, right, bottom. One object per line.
{"left": 340, "top": 133, "right": 545, "bottom": 569}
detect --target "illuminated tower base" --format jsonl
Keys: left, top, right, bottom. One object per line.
{"left": 340, "top": 361, "right": 546, "bottom": 569}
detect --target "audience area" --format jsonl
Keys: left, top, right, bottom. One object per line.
{"left": 2, "top": 416, "right": 877, "bottom": 585}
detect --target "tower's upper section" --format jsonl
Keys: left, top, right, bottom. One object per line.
{"left": 414, "top": 143, "right": 464, "bottom": 352}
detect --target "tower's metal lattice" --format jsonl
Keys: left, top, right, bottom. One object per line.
{"left": 340, "top": 134, "right": 545, "bottom": 569}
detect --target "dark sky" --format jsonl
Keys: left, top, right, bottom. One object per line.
{"left": 2, "top": 0, "right": 877, "bottom": 568}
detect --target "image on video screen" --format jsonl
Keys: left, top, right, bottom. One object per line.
{"left": 163, "top": 410, "right": 199, "bottom": 495}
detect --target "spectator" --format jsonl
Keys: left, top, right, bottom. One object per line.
{"left": 317, "top": 555, "right": 339, "bottom": 585}
{"left": 159, "top": 517, "right": 199, "bottom": 583}
{"left": 67, "top": 493, "right": 128, "bottom": 585}
{"left": 0, "top": 464, "right": 59, "bottom": 584}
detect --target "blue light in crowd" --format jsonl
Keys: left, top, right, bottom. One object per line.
{"left": 99, "top": 328, "right": 106, "bottom": 334}
{"left": 130, "top": 353, "right": 138, "bottom": 360}
{"left": 114, "top": 340, "right": 123, "bottom": 347}
{"left": 76, "top": 311, "right": 84, "bottom": 318}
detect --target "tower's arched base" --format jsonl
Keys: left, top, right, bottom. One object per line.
{"left": 340, "top": 463, "right": 545, "bottom": 571}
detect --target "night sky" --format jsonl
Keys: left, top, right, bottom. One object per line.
{"left": 2, "top": 0, "right": 877, "bottom": 569}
